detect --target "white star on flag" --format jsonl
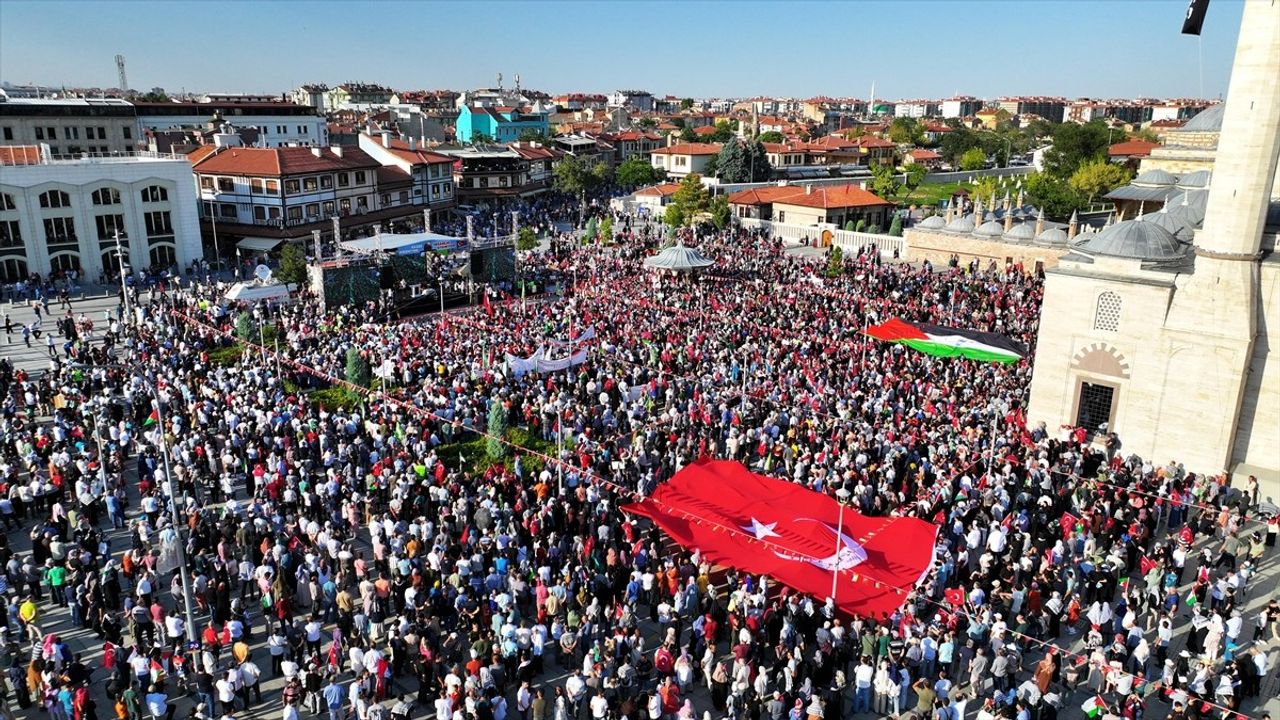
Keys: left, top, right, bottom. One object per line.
{"left": 742, "top": 517, "right": 781, "bottom": 540}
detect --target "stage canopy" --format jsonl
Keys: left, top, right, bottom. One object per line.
{"left": 340, "top": 230, "right": 468, "bottom": 256}
{"left": 623, "top": 459, "right": 937, "bottom": 618}
{"left": 643, "top": 242, "right": 715, "bottom": 272}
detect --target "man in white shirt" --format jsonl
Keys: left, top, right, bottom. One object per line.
{"left": 145, "top": 685, "right": 173, "bottom": 720}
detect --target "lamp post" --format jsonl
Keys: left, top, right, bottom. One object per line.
{"left": 832, "top": 487, "right": 851, "bottom": 602}
{"left": 112, "top": 230, "right": 132, "bottom": 324}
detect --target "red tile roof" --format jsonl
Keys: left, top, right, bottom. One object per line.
{"left": 371, "top": 134, "right": 453, "bottom": 165}
{"left": 692, "top": 126, "right": 718, "bottom": 136}
{"left": 909, "top": 149, "right": 942, "bottom": 160}
{"left": 635, "top": 183, "right": 682, "bottom": 197}
{"left": 726, "top": 185, "right": 809, "bottom": 206}
{"left": 0, "top": 145, "right": 43, "bottom": 165}
{"left": 191, "top": 146, "right": 379, "bottom": 176}
{"left": 376, "top": 166, "right": 412, "bottom": 186}
{"left": 650, "top": 143, "right": 722, "bottom": 156}
{"left": 771, "top": 184, "right": 893, "bottom": 210}
{"left": 1108, "top": 139, "right": 1160, "bottom": 157}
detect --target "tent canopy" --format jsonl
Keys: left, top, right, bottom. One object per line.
{"left": 643, "top": 242, "right": 715, "bottom": 272}
{"left": 236, "top": 237, "right": 284, "bottom": 252}
{"left": 340, "top": 231, "right": 467, "bottom": 255}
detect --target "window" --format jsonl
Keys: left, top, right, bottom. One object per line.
{"left": 297, "top": 125, "right": 306, "bottom": 134}
{"left": 92, "top": 187, "right": 122, "bottom": 205}
{"left": 123, "top": 126, "right": 132, "bottom": 139}
{"left": 149, "top": 245, "right": 176, "bottom": 268}
{"left": 253, "top": 206, "right": 267, "bottom": 221}
{"left": 431, "top": 185, "right": 440, "bottom": 197}
{"left": 322, "top": 201, "right": 334, "bottom": 215}
{"left": 1075, "top": 382, "right": 1115, "bottom": 434}
{"left": 85, "top": 127, "right": 94, "bottom": 139}
{"left": 480, "top": 177, "right": 489, "bottom": 188}
{"left": 1094, "top": 292, "right": 1121, "bottom": 332}
{"left": 0, "top": 194, "right": 14, "bottom": 211}
{"left": 250, "top": 179, "right": 265, "bottom": 195}
{"left": 1, "top": 127, "right": 11, "bottom": 141}
{"left": 0, "top": 220, "right": 21, "bottom": 247}
{"left": 46, "top": 127, "right": 56, "bottom": 139}
{"left": 303, "top": 177, "right": 318, "bottom": 192}
{"left": 320, "top": 175, "right": 333, "bottom": 189}
{"left": 354, "top": 171, "right": 366, "bottom": 184}
{"left": 399, "top": 191, "right": 408, "bottom": 203}
{"left": 97, "top": 127, "right": 107, "bottom": 140}
{"left": 35, "top": 127, "right": 44, "bottom": 140}
{"left": 64, "top": 127, "right": 79, "bottom": 140}
{"left": 444, "top": 184, "right": 451, "bottom": 196}
{"left": 217, "top": 178, "right": 234, "bottom": 192}
{"left": 306, "top": 203, "right": 319, "bottom": 217}
{"left": 380, "top": 193, "right": 390, "bottom": 206}
{"left": 95, "top": 214, "right": 126, "bottom": 240}
{"left": 200, "top": 177, "right": 214, "bottom": 190}
{"left": 141, "top": 185, "right": 169, "bottom": 203}
{"left": 39, "top": 190, "right": 71, "bottom": 209}
{"left": 777, "top": 211, "right": 785, "bottom": 223}
{"left": 265, "top": 180, "right": 279, "bottom": 195}
{"left": 219, "top": 204, "right": 237, "bottom": 219}
{"left": 145, "top": 211, "right": 173, "bottom": 236}
{"left": 338, "top": 173, "right": 350, "bottom": 188}
{"left": 43, "top": 217, "right": 76, "bottom": 242}
{"left": 287, "top": 206, "right": 302, "bottom": 220}
{"left": 285, "top": 179, "right": 300, "bottom": 193}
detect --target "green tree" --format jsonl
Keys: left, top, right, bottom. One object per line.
{"left": 940, "top": 128, "right": 982, "bottom": 165}
{"left": 276, "top": 242, "right": 307, "bottom": 286}
{"left": 518, "top": 130, "right": 554, "bottom": 144}
{"left": 516, "top": 227, "right": 539, "bottom": 252}
{"left": 345, "top": 347, "right": 371, "bottom": 388}
{"left": 679, "top": 126, "right": 698, "bottom": 143}
{"left": 709, "top": 195, "right": 730, "bottom": 230}
{"left": 757, "top": 130, "right": 785, "bottom": 144}
{"left": 140, "top": 90, "right": 169, "bottom": 102}
{"left": 486, "top": 397, "right": 507, "bottom": 460}
{"left": 825, "top": 246, "right": 843, "bottom": 277}
{"left": 1131, "top": 127, "right": 1160, "bottom": 144}
{"left": 582, "top": 217, "right": 598, "bottom": 244}
{"left": 665, "top": 174, "right": 710, "bottom": 227}
{"left": 554, "top": 155, "right": 610, "bottom": 224}
{"left": 636, "top": 117, "right": 657, "bottom": 130}
{"left": 1068, "top": 160, "right": 1132, "bottom": 202}
{"left": 599, "top": 216, "right": 614, "bottom": 244}
{"left": 854, "top": 219, "right": 866, "bottom": 232}
{"left": 714, "top": 140, "right": 772, "bottom": 183}
{"left": 1024, "top": 172, "right": 1085, "bottom": 219}
{"left": 870, "top": 164, "right": 901, "bottom": 200}
{"left": 1043, "top": 120, "right": 1111, "bottom": 178}
{"left": 888, "top": 117, "right": 921, "bottom": 145}
{"left": 959, "top": 147, "right": 987, "bottom": 171}
{"left": 615, "top": 156, "right": 659, "bottom": 188}
{"left": 680, "top": 98, "right": 694, "bottom": 110}
{"left": 904, "top": 163, "right": 928, "bottom": 195}
{"left": 888, "top": 212, "right": 903, "bottom": 237}
{"left": 843, "top": 220, "right": 856, "bottom": 232}
{"left": 708, "top": 120, "right": 736, "bottom": 143}
{"left": 234, "top": 312, "right": 255, "bottom": 342}
{"left": 469, "top": 132, "right": 496, "bottom": 145}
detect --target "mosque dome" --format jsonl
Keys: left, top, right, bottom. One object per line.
{"left": 1176, "top": 170, "right": 1211, "bottom": 189}
{"left": 1174, "top": 103, "right": 1225, "bottom": 133}
{"left": 917, "top": 215, "right": 947, "bottom": 230}
{"left": 1034, "top": 227, "right": 1069, "bottom": 246}
{"left": 1141, "top": 210, "right": 1195, "bottom": 243}
{"left": 974, "top": 220, "right": 1005, "bottom": 237}
{"left": 1004, "top": 223, "right": 1036, "bottom": 241}
{"left": 945, "top": 215, "right": 976, "bottom": 233}
{"left": 1075, "top": 218, "right": 1188, "bottom": 261}
{"left": 1133, "top": 169, "right": 1178, "bottom": 187}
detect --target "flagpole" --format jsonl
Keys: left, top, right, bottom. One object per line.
{"left": 986, "top": 400, "right": 1000, "bottom": 482}
{"left": 832, "top": 489, "right": 849, "bottom": 603}
{"left": 557, "top": 412, "right": 564, "bottom": 496}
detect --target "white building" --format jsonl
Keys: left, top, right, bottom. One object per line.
{"left": 134, "top": 101, "right": 327, "bottom": 148}
{"left": 941, "top": 97, "right": 984, "bottom": 119}
{"left": 0, "top": 97, "right": 141, "bottom": 155}
{"left": 894, "top": 100, "right": 940, "bottom": 118}
{"left": 0, "top": 146, "right": 202, "bottom": 283}
{"left": 650, "top": 143, "right": 721, "bottom": 179}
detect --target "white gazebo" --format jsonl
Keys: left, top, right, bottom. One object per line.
{"left": 642, "top": 243, "right": 715, "bottom": 272}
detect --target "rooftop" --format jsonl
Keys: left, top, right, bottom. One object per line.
{"left": 190, "top": 146, "right": 379, "bottom": 176}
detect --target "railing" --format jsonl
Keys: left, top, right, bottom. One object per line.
{"left": 5, "top": 150, "right": 190, "bottom": 167}
{"left": 736, "top": 217, "right": 906, "bottom": 258}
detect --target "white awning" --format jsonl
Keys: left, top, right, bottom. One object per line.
{"left": 237, "top": 237, "right": 284, "bottom": 252}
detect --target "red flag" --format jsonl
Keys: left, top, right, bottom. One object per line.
{"left": 944, "top": 587, "right": 965, "bottom": 607}
{"left": 1140, "top": 555, "right": 1158, "bottom": 575}
{"left": 623, "top": 460, "right": 938, "bottom": 619}
{"left": 1059, "top": 512, "right": 1078, "bottom": 539}
{"left": 482, "top": 291, "right": 494, "bottom": 317}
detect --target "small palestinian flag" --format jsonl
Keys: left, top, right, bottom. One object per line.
{"left": 143, "top": 409, "right": 159, "bottom": 427}
{"left": 1082, "top": 695, "right": 1106, "bottom": 718}
{"left": 865, "top": 318, "right": 1026, "bottom": 363}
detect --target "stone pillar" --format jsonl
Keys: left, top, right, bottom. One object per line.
{"left": 312, "top": 230, "right": 322, "bottom": 261}
{"left": 423, "top": 208, "right": 431, "bottom": 233}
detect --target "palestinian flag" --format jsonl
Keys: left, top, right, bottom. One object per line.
{"left": 143, "top": 409, "right": 159, "bottom": 427}
{"left": 865, "top": 318, "right": 1026, "bottom": 363}
{"left": 1082, "top": 695, "right": 1106, "bottom": 718}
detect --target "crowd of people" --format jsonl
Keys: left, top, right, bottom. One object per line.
{"left": 0, "top": 198, "right": 1276, "bottom": 720}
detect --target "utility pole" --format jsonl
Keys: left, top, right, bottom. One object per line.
{"left": 113, "top": 230, "right": 131, "bottom": 324}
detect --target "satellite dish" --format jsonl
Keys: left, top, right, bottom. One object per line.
{"left": 253, "top": 264, "right": 274, "bottom": 283}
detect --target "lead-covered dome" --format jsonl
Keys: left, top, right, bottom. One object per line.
{"left": 1075, "top": 218, "right": 1187, "bottom": 261}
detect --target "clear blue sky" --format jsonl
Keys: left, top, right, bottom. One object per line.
{"left": 0, "top": 0, "right": 1244, "bottom": 99}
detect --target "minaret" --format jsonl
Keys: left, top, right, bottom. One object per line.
{"left": 1033, "top": 208, "right": 1045, "bottom": 237}
{"left": 1067, "top": 210, "right": 1078, "bottom": 240}
{"left": 1003, "top": 210, "right": 1014, "bottom": 233}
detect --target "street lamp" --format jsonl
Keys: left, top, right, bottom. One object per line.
{"left": 112, "top": 230, "right": 131, "bottom": 324}
{"left": 832, "top": 487, "right": 851, "bottom": 602}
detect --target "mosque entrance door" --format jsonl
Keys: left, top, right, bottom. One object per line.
{"left": 1075, "top": 381, "right": 1116, "bottom": 434}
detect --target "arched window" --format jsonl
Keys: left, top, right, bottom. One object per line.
{"left": 92, "top": 187, "right": 122, "bottom": 205}
{"left": 39, "top": 190, "right": 71, "bottom": 208}
{"left": 1094, "top": 291, "right": 1121, "bottom": 332}
{"left": 0, "top": 194, "right": 15, "bottom": 212}
{"left": 141, "top": 185, "right": 169, "bottom": 203}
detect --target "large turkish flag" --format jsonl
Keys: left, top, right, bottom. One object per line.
{"left": 623, "top": 459, "right": 938, "bottom": 619}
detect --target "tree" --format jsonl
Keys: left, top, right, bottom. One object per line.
{"left": 1068, "top": 160, "right": 1132, "bottom": 202}
{"left": 714, "top": 140, "right": 772, "bottom": 183}
{"left": 1043, "top": 120, "right": 1111, "bottom": 179}
{"left": 1024, "top": 172, "right": 1085, "bottom": 219}
{"left": 276, "top": 242, "right": 307, "bottom": 286}
{"left": 345, "top": 347, "right": 371, "bottom": 388}
{"left": 709, "top": 195, "right": 730, "bottom": 230}
{"left": 939, "top": 128, "right": 982, "bottom": 165}
{"left": 615, "top": 156, "right": 659, "bottom": 188}
{"left": 636, "top": 117, "right": 657, "bottom": 130}
{"left": 904, "top": 163, "right": 928, "bottom": 195}
{"left": 888, "top": 213, "right": 903, "bottom": 237}
{"left": 888, "top": 117, "right": 921, "bottom": 145}
{"left": 843, "top": 220, "right": 856, "bottom": 232}
{"left": 665, "top": 174, "right": 710, "bottom": 227}
{"left": 680, "top": 98, "right": 694, "bottom": 110}
{"left": 854, "top": 219, "right": 866, "bottom": 233}
{"left": 870, "top": 164, "right": 901, "bottom": 200}
{"left": 959, "top": 147, "right": 987, "bottom": 171}
{"left": 679, "top": 126, "right": 698, "bottom": 143}
{"left": 825, "top": 246, "right": 843, "bottom": 278}
{"left": 582, "top": 217, "right": 598, "bottom": 244}
{"left": 140, "top": 89, "right": 169, "bottom": 103}
{"left": 1131, "top": 127, "right": 1160, "bottom": 144}
{"left": 599, "top": 216, "right": 614, "bottom": 244}
{"left": 708, "top": 120, "right": 736, "bottom": 143}
{"left": 470, "top": 132, "right": 495, "bottom": 145}
{"left": 486, "top": 397, "right": 507, "bottom": 460}
{"left": 516, "top": 227, "right": 539, "bottom": 252}
{"left": 757, "top": 130, "right": 785, "bottom": 144}
{"left": 234, "top": 312, "right": 255, "bottom": 342}
{"left": 518, "top": 130, "right": 553, "bottom": 144}
{"left": 554, "top": 155, "right": 610, "bottom": 224}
